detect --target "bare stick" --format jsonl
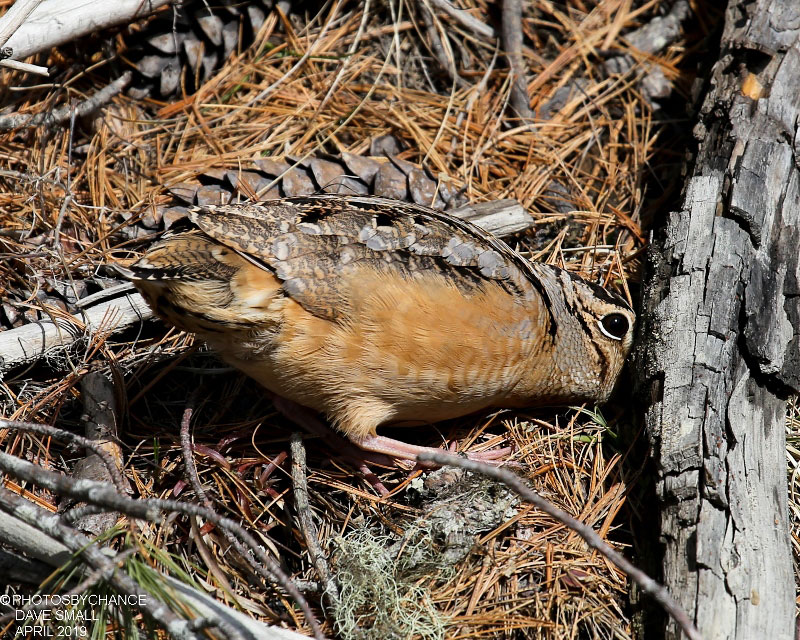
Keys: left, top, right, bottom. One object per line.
{"left": 1, "top": 57, "right": 48, "bottom": 75}
{"left": 501, "top": 0, "right": 534, "bottom": 122}
{"left": 0, "top": 70, "right": 131, "bottom": 131}
{"left": 416, "top": 452, "right": 705, "bottom": 640}
{"left": 0, "top": 418, "right": 127, "bottom": 493}
{"left": 179, "top": 397, "right": 208, "bottom": 504}
{"left": 290, "top": 433, "right": 340, "bottom": 604}
{"left": 429, "top": 0, "right": 495, "bottom": 39}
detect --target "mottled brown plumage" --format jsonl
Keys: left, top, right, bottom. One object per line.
{"left": 115, "top": 195, "right": 635, "bottom": 462}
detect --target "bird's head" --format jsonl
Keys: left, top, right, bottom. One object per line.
{"left": 528, "top": 263, "right": 635, "bottom": 405}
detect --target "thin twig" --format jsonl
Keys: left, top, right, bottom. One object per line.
{"left": 179, "top": 395, "right": 208, "bottom": 504}
{"left": 0, "top": 58, "right": 48, "bottom": 75}
{"left": 315, "top": 0, "right": 371, "bottom": 115}
{"left": 290, "top": 433, "right": 340, "bottom": 604}
{"left": 500, "top": 0, "right": 533, "bottom": 122}
{"left": 178, "top": 398, "right": 238, "bottom": 595}
{"left": 0, "top": 418, "right": 127, "bottom": 493}
{"left": 52, "top": 194, "right": 73, "bottom": 249}
{"left": 74, "top": 282, "right": 136, "bottom": 308}
{"left": 418, "top": 0, "right": 468, "bottom": 88}
{"left": 416, "top": 452, "right": 705, "bottom": 640}
{"left": 428, "top": 0, "right": 495, "bottom": 39}
{"left": 0, "top": 71, "right": 131, "bottom": 131}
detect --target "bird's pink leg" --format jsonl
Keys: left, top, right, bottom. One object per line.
{"left": 268, "top": 393, "right": 393, "bottom": 495}
{"left": 268, "top": 394, "right": 513, "bottom": 490}
{"left": 356, "top": 435, "right": 513, "bottom": 468}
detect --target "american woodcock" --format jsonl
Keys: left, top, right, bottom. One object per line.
{"left": 115, "top": 195, "right": 635, "bottom": 465}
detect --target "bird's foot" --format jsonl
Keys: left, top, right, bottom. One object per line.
{"left": 357, "top": 435, "right": 514, "bottom": 469}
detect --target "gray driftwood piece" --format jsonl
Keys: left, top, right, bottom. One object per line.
{"left": 0, "top": 199, "right": 532, "bottom": 376}
{"left": 450, "top": 198, "right": 532, "bottom": 236}
{"left": 3, "top": 0, "right": 175, "bottom": 60}
{"left": 636, "top": 1, "right": 799, "bottom": 637}
{"left": 0, "top": 293, "right": 152, "bottom": 377}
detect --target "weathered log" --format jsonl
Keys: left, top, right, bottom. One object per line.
{"left": 3, "top": 0, "right": 175, "bottom": 61}
{"left": 636, "top": 1, "right": 799, "bottom": 638}
{"left": 0, "top": 293, "right": 152, "bottom": 377}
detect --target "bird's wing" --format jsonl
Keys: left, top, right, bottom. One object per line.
{"left": 186, "top": 195, "right": 552, "bottom": 323}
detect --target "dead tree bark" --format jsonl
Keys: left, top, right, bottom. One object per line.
{"left": 636, "top": 1, "right": 799, "bottom": 638}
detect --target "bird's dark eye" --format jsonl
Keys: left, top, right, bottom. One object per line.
{"left": 599, "top": 313, "right": 629, "bottom": 340}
